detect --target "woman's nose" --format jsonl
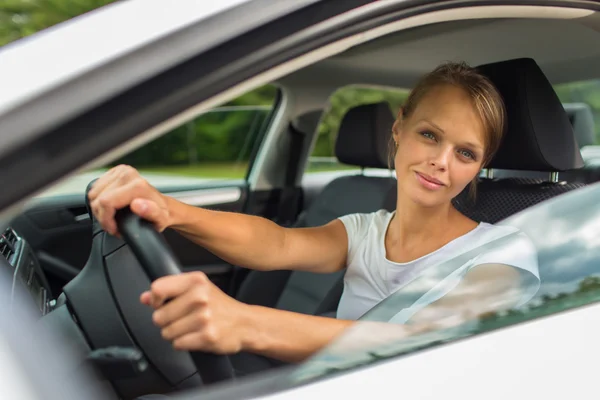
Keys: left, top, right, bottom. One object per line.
{"left": 429, "top": 147, "right": 452, "bottom": 170}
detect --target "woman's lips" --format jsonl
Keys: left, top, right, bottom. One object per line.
{"left": 415, "top": 172, "right": 445, "bottom": 190}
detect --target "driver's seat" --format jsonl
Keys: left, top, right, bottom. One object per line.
{"left": 453, "top": 58, "right": 585, "bottom": 223}
{"left": 229, "top": 101, "right": 397, "bottom": 375}
{"left": 234, "top": 101, "right": 397, "bottom": 315}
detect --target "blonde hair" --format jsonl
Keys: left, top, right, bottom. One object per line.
{"left": 390, "top": 61, "right": 506, "bottom": 198}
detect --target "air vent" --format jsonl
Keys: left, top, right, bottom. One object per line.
{"left": 3, "top": 228, "right": 17, "bottom": 247}
{"left": 0, "top": 228, "right": 18, "bottom": 261}
{"left": 0, "top": 241, "right": 13, "bottom": 260}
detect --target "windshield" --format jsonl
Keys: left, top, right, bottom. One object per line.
{"left": 290, "top": 183, "right": 600, "bottom": 383}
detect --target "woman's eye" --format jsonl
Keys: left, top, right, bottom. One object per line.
{"left": 420, "top": 131, "right": 436, "bottom": 140}
{"left": 459, "top": 149, "right": 476, "bottom": 160}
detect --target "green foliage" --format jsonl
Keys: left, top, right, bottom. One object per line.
{"left": 555, "top": 80, "right": 600, "bottom": 143}
{"left": 0, "top": 0, "right": 116, "bottom": 46}
{"left": 115, "top": 108, "right": 271, "bottom": 167}
{"left": 224, "top": 85, "right": 279, "bottom": 107}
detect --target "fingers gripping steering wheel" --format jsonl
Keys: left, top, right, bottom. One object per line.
{"left": 114, "top": 207, "right": 235, "bottom": 385}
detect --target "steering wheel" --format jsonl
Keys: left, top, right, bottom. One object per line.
{"left": 114, "top": 207, "right": 235, "bottom": 385}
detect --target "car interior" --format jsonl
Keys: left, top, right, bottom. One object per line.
{"left": 5, "top": 4, "right": 600, "bottom": 399}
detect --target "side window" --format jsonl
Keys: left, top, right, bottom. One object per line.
{"left": 112, "top": 85, "right": 279, "bottom": 187}
{"left": 306, "top": 85, "right": 409, "bottom": 174}
{"left": 554, "top": 80, "right": 600, "bottom": 145}
{"left": 42, "top": 85, "right": 279, "bottom": 197}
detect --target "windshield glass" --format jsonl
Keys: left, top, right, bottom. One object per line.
{"left": 290, "top": 183, "right": 600, "bottom": 383}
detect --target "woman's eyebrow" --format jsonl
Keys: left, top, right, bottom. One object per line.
{"left": 418, "top": 118, "right": 445, "bottom": 133}
{"left": 419, "top": 119, "right": 484, "bottom": 150}
{"left": 462, "top": 141, "right": 484, "bottom": 151}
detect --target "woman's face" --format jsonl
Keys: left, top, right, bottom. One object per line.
{"left": 393, "top": 84, "right": 486, "bottom": 208}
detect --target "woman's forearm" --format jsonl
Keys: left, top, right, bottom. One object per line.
{"left": 165, "top": 196, "right": 348, "bottom": 274}
{"left": 239, "top": 305, "right": 354, "bottom": 363}
{"left": 166, "top": 197, "right": 289, "bottom": 271}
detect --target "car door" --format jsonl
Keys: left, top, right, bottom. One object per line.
{"left": 12, "top": 93, "right": 282, "bottom": 295}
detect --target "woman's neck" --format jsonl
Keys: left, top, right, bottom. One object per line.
{"left": 388, "top": 194, "right": 472, "bottom": 251}
{"left": 392, "top": 203, "right": 451, "bottom": 244}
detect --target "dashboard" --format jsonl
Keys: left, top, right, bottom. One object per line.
{"left": 1, "top": 227, "right": 53, "bottom": 315}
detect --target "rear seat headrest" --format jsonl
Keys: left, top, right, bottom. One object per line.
{"left": 563, "top": 103, "right": 595, "bottom": 148}
{"left": 335, "top": 102, "right": 395, "bottom": 169}
{"left": 478, "top": 58, "right": 583, "bottom": 172}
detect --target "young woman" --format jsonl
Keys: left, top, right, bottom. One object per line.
{"left": 88, "top": 62, "right": 539, "bottom": 363}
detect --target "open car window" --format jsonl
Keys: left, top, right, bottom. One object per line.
{"left": 289, "top": 183, "right": 600, "bottom": 384}
{"left": 38, "top": 85, "right": 279, "bottom": 197}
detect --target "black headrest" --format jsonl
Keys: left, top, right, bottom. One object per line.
{"left": 563, "top": 103, "right": 595, "bottom": 148}
{"left": 335, "top": 102, "right": 395, "bottom": 169}
{"left": 478, "top": 58, "right": 583, "bottom": 171}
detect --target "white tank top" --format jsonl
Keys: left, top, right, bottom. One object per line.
{"left": 336, "top": 210, "right": 540, "bottom": 323}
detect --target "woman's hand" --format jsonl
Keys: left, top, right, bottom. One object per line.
{"left": 87, "top": 165, "right": 173, "bottom": 236}
{"left": 141, "top": 271, "right": 251, "bottom": 354}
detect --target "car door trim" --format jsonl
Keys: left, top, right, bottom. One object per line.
{"left": 170, "top": 187, "right": 243, "bottom": 207}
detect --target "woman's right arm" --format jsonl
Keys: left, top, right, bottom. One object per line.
{"left": 88, "top": 165, "right": 348, "bottom": 274}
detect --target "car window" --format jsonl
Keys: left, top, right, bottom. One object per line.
{"left": 38, "top": 85, "right": 279, "bottom": 197}
{"left": 290, "top": 184, "right": 600, "bottom": 383}
{"left": 306, "top": 85, "right": 409, "bottom": 174}
{"left": 554, "top": 80, "right": 600, "bottom": 145}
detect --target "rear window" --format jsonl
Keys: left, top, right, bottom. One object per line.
{"left": 306, "top": 85, "right": 409, "bottom": 174}
{"left": 554, "top": 80, "right": 600, "bottom": 145}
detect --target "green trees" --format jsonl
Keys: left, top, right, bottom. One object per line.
{"left": 0, "top": 0, "right": 115, "bottom": 46}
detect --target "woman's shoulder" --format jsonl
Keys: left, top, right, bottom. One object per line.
{"left": 337, "top": 209, "right": 393, "bottom": 248}
{"left": 338, "top": 209, "right": 393, "bottom": 229}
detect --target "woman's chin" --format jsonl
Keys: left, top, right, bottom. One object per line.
{"left": 407, "top": 192, "right": 449, "bottom": 209}
{"left": 397, "top": 180, "right": 456, "bottom": 209}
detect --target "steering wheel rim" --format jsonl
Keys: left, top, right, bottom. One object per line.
{"left": 114, "top": 207, "right": 235, "bottom": 385}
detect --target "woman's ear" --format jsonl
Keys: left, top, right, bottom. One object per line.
{"left": 392, "top": 107, "right": 404, "bottom": 143}
{"left": 396, "top": 107, "right": 404, "bottom": 120}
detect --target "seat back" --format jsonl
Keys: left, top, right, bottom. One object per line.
{"left": 454, "top": 58, "right": 585, "bottom": 223}
{"left": 236, "top": 102, "right": 397, "bottom": 315}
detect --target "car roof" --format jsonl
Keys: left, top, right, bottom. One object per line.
{"left": 280, "top": 9, "right": 599, "bottom": 96}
